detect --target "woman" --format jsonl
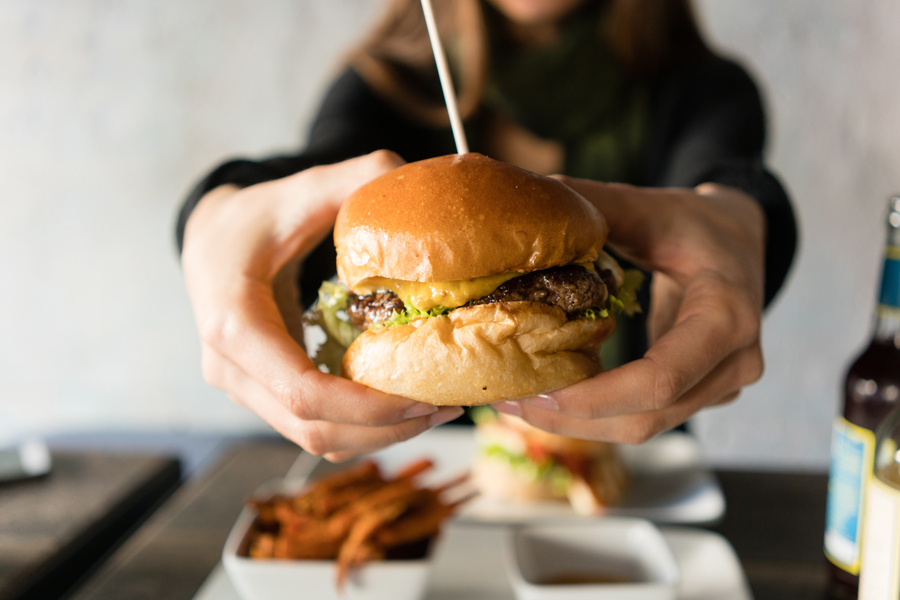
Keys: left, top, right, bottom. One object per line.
{"left": 178, "top": 0, "right": 796, "bottom": 462}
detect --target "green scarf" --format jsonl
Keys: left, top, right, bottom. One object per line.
{"left": 484, "top": 6, "right": 648, "bottom": 184}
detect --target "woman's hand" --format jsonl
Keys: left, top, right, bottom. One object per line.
{"left": 494, "top": 178, "right": 767, "bottom": 444}
{"left": 181, "top": 151, "right": 464, "bottom": 462}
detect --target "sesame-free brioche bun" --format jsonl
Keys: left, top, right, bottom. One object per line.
{"left": 342, "top": 302, "right": 615, "bottom": 406}
{"left": 334, "top": 153, "right": 608, "bottom": 289}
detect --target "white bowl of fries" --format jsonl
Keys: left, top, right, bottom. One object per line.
{"left": 222, "top": 459, "right": 471, "bottom": 600}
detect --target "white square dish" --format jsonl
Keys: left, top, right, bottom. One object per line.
{"left": 222, "top": 495, "right": 437, "bottom": 600}
{"left": 505, "top": 518, "right": 680, "bottom": 600}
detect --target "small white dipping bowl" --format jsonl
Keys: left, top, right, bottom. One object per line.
{"left": 222, "top": 505, "right": 436, "bottom": 600}
{"left": 505, "top": 517, "right": 680, "bottom": 600}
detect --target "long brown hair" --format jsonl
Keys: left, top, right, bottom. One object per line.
{"left": 349, "top": 0, "right": 709, "bottom": 126}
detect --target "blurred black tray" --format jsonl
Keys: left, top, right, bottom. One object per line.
{"left": 0, "top": 452, "right": 180, "bottom": 600}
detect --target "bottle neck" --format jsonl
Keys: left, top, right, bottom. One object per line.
{"left": 873, "top": 198, "right": 900, "bottom": 345}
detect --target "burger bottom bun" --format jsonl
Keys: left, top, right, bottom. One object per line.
{"left": 341, "top": 301, "right": 615, "bottom": 406}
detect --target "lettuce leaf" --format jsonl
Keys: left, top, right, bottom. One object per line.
{"left": 608, "top": 269, "right": 644, "bottom": 317}
{"left": 470, "top": 405, "right": 498, "bottom": 425}
{"left": 375, "top": 304, "right": 451, "bottom": 329}
{"left": 584, "top": 307, "right": 610, "bottom": 320}
{"left": 316, "top": 280, "right": 361, "bottom": 349}
{"left": 581, "top": 268, "right": 644, "bottom": 321}
{"left": 476, "top": 406, "right": 573, "bottom": 494}
{"left": 313, "top": 279, "right": 452, "bottom": 344}
{"left": 482, "top": 443, "right": 573, "bottom": 493}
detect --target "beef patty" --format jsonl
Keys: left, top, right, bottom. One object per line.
{"left": 469, "top": 265, "right": 609, "bottom": 315}
{"left": 347, "top": 265, "right": 612, "bottom": 330}
{"left": 347, "top": 291, "right": 405, "bottom": 330}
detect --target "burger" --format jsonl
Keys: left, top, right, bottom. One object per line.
{"left": 471, "top": 408, "right": 629, "bottom": 514}
{"left": 310, "top": 152, "right": 640, "bottom": 406}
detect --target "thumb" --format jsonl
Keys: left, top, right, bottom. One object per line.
{"left": 265, "top": 151, "right": 407, "bottom": 273}
{"left": 282, "top": 150, "right": 407, "bottom": 211}
{"left": 551, "top": 175, "right": 659, "bottom": 259}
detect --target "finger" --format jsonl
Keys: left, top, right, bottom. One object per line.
{"left": 525, "top": 272, "right": 759, "bottom": 420}
{"left": 279, "top": 149, "right": 406, "bottom": 211}
{"left": 504, "top": 342, "right": 763, "bottom": 444}
{"left": 550, "top": 176, "right": 663, "bottom": 258}
{"left": 263, "top": 150, "right": 407, "bottom": 274}
{"left": 226, "top": 372, "right": 463, "bottom": 456}
{"left": 647, "top": 272, "right": 684, "bottom": 345}
{"left": 322, "top": 450, "right": 366, "bottom": 463}
{"left": 712, "top": 391, "right": 741, "bottom": 407}
{"left": 322, "top": 427, "right": 464, "bottom": 464}
{"left": 202, "top": 332, "right": 439, "bottom": 426}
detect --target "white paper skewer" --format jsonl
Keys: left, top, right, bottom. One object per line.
{"left": 420, "top": 0, "right": 469, "bottom": 154}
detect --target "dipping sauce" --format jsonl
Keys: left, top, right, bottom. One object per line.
{"left": 538, "top": 573, "right": 633, "bottom": 585}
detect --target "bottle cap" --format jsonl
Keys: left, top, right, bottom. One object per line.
{"left": 891, "top": 196, "right": 900, "bottom": 213}
{"left": 888, "top": 197, "right": 900, "bottom": 228}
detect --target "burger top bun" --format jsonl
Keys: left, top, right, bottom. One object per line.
{"left": 334, "top": 153, "right": 608, "bottom": 289}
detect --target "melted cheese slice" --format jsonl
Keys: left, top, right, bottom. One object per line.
{"left": 354, "top": 272, "right": 520, "bottom": 310}
{"left": 353, "top": 262, "right": 597, "bottom": 311}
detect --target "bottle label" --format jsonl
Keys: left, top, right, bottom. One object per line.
{"left": 878, "top": 246, "right": 900, "bottom": 309}
{"left": 825, "top": 417, "right": 876, "bottom": 574}
{"left": 859, "top": 477, "right": 900, "bottom": 600}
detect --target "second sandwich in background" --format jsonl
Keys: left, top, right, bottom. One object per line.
{"left": 471, "top": 408, "right": 629, "bottom": 515}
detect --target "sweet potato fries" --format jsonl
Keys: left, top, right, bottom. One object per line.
{"left": 244, "top": 458, "right": 473, "bottom": 588}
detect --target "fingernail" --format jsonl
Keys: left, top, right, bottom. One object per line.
{"left": 429, "top": 407, "right": 464, "bottom": 427}
{"left": 404, "top": 403, "right": 439, "bottom": 420}
{"left": 525, "top": 394, "right": 559, "bottom": 411}
{"left": 494, "top": 401, "right": 521, "bottom": 417}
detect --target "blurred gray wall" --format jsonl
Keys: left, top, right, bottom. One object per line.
{"left": 2, "top": 0, "right": 897, "bottom": 469}
{"left": 691, "top": 0, "right": 900, "bottom": 468}
{"left": 0, "top": 0, "right": 382, "bottom": 439}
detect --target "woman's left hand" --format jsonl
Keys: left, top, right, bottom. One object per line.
{"left": 493, "top": 178, "right": 767, "bottom": 444}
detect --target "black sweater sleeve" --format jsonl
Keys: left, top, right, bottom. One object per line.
{"left": 644, "top": 56, "right": 798, "bottom": 306}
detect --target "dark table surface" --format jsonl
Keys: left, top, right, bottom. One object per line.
{"left": 63, "top": 440, "right": 831, "bottom": 600}
{"left": 708, "top": 471, "right": 829, "bottom": 599}
{"left": 69, "top": 441, "right": 301, "bottom": 600}
{"left": 0, "top": 452, "right": 181, "bottom": 600}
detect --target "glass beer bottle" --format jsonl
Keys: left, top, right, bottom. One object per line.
{"left": 858, "top": 402, "right": 900, "bottom": 599}
{"left": 826, "top": 196, "right": 900, "bottom": 598}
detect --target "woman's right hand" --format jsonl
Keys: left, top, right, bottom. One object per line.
{"left": 181, "top": 151, "right": 464, "bottom": 462}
